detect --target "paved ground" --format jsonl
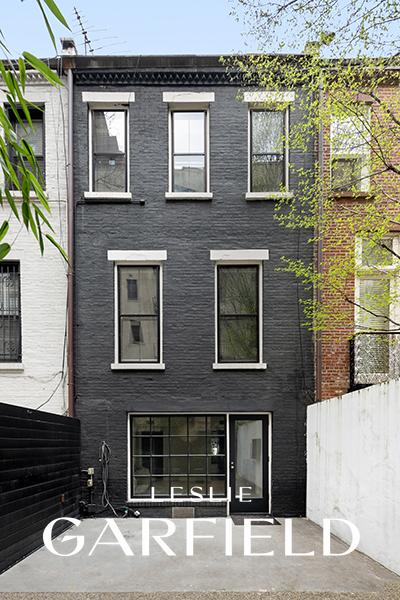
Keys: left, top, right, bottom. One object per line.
{"left": 2, "top": 592, "right": 400, "bottom": 600}
{"left": 0, "top": 518, "right": 399, "bottom": 594}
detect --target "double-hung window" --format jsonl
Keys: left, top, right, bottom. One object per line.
{"left": 164, "top": 92, "right": 214, "bottom": 199}
{"left": 108, "top": 250, "right": 166, "bottom": 370}
{"left": 250, "top": 109, "right": 288, "bottom": 193}
{"left": 118, "top": 265, "right": 160, "bottom": 363}
{"left": 171, "top": 110, "right": 207, "bottom": 193}
{"left": 354, "top": 236, "right": 400, "bottom": 383}
{"left": 91, "top": 109, "right": 127, "bottom": 193}
{"left": 0, "top": 262, "right": 21, "bottom": 363}
{"left": 331, "top": 107, "right": 370, "bottom": 193}
{"left": 211, "top": 250, "right": 268, "bottom": 369}
{"left": 9, "top": 108, "right": 45, "bottom": 187}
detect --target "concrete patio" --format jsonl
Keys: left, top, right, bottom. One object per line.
{"left": 0, "top": 518, "right": 398, "bottom": 593}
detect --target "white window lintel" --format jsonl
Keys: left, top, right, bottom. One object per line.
{"left": 243, "top": 91, "right": 295, "bottom": 104}
{"left": 210, "top": 249, "right": 269, "bottom": 262}
{"left": 82, "top": 91, "right": 135, "bottom": 104}
{"left": 108, "top": 250, "right": 167, "bottom": 263}
{"left": 163, "top": 92, "right": 215, "bottom": 104}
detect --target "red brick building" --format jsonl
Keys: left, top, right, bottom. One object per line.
{"left": 316, "top": 83, "right": 400, "bottom": 400}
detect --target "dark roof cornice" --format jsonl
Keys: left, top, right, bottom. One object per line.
{"left": 74, "top": 69, "right": 242, "bottom": 86}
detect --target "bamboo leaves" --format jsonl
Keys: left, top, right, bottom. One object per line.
{"left": 0, "top": 0, "right": 69, "bottom": 261}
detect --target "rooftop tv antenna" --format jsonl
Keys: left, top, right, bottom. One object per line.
{"left": 73, "top": 7, "right": 94, "bottom": 55}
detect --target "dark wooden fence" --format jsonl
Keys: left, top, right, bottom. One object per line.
{"left": 0, "top": 402, "right": 80, "bottom": 573}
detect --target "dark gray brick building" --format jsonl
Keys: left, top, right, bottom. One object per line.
{"left": 72, "top": 55, "right": 314, "bottom": 517}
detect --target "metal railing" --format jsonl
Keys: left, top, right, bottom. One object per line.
{"left": 0, "top": 261, "right": 21, "bottom": 362}
{"left": 350, "top": 331, "right": 400, "bottom": 389}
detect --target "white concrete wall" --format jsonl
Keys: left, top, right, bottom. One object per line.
{"left": 307, "top": 380, "right": 400, "bottom": 575}
{"left": 0, "top": 75, "right": 68, "bottom": 414}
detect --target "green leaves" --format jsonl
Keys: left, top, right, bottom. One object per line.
{"left": 0, "top": 0, "right": 69, "bottom": 262}
{"left": 35, "top": 0, "right": 70, "bottom": 52}
{"left": 22, "top": 53, "right": 63, "bottom": 87}
{"left": 45, "top": 234, "right": 69, "bottom": 262}
{"left": 40, "top": 0, "right": 70, "bottom": 29}
{"left": 0, "top": 221, "right": 9, "bottom": 241}
{"left": 0, "top": 243, "right": 11, "bottom": 260}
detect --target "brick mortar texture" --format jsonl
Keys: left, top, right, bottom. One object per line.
{"left": 74, "top": 83, "right": 314, "bottom": 516}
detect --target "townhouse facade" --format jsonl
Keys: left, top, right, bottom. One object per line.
{"left": 317, "top": 82, "right": 400, "bottom": 400}
{"left": 0, "top": 64, "right": 69, "bottom": 414}
{"left": 71, "top": 54, "right": 314, "bottom": 517}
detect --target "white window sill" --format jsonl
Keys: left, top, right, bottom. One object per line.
{"left": 213, "top": 362, "right": 267, "bottom": 370}
{"left": 0, "top": 362, "right": 24, "bottom": 371}
{"left": 165, "top": 192, "right": 213, "bottom": 201}
{"left": 84, "top": 192, "right": 132, "bottom": 202}
{"left": 245, "top": 192, "right": 293, "bottom": 201}
{"left": 111, "top": 362, "right": 165, "bottom": 371}
{"left": 9, "top": 191, "right": 47, "bottom": 200}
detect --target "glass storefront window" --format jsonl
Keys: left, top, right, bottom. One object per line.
{"left": 130, "top": 414, "right": 226, "bottom": 498}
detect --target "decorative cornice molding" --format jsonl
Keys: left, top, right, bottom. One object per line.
{"left": 75, "top": 70, "right": 243, "bottom": 86}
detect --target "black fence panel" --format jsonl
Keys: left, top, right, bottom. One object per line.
{"left": 0, "top": 402, "right": 80, "bottom": 573}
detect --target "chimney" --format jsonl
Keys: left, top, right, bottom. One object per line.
{"left": 61, "top": 38, "right": 77, "bottom": 56}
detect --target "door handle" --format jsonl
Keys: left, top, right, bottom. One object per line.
{"left": 230, "top": 461, "right": 235, "bottom": 470}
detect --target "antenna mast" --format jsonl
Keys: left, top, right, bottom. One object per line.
{"left": 73, "top": 7, "right": 94, "bottom": 55}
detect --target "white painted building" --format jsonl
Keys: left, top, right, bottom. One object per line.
{"left": 0, "top": 69, "right": 68, "bottom": 414}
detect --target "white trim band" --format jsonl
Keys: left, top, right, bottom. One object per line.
{"left": 245, "top": 191, "right": 293, "bottom": 200}
{"left": 163, "top": 92, "right": 215, "bottom": 104}
{"left": 107, "top": 250, "right": 167, "bottom": 262}
{"left": 210, "top": 249, "right": 269, "bottom": 262}
{"left": 0, "top": 363, "right": 24, "bottom": 371}
{"left": 112, "top": 363, "right": 165, "bottom": 371}
{"left": 82, "top": 92, "right": 135, "bottom": 104}
{"left": 84, "top": 192, "right": 132, "bottom": 201}
{"left": 213, "top": 363, "right": 267, "bottom": 370}
{"left": 165, "top": 192, "right": 213, "bottom": 200}
{"left": 243, "top": 91, "right": 295, "bottom": 103}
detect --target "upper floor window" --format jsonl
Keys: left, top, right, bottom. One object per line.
{"left": 91, "top": 109, "right": 127, "bottom": 193}
{"left": 250, "top": 109, "right": 288, "bottom": 193}
{"left": 331, "top": 107, "right": 370, "bottom": 193}
{"left": 353, "top": 236, "right": 400, "bottom": 383}
{"left": 211, "top": 249, "right": 268, "bottom": 369}
{"left": 217, "top": 265, "right": 260, "bottom": 364}
{"left": 0, "top": 262, "right": 21, "bottom": 362}
{"left": 9, "top": 108, "right": 45, "bottom": 188}
{"left": 118, "top": 265, "right": 160, "bottom": 364}
{"left": 108, "top": 250, "right": 167, "bottom": 370}
{"left": 171, "top": 110, "right": 207, "bottom": 193}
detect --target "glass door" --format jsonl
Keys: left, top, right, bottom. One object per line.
{"left": 229, "top": 415, "right": 269, "bottom": 513}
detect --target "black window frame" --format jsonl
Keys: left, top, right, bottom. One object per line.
{"left": 171, "top": 109, "right": 207, "bottom": 193}
{"left": 8, "top": 106, "right": 45, "bottom": 190}
{"left": 117, "top": 265, "right": 160, "bottom": 364}
{"left": 217, "top": 264, "right": 261, "bottom": 364}
{"left": 130, "top": 414, "right": 227, "bottom": 499}
{"left": 250, "top": 108, "right": 287, "bottom": 193}
{"left": 0, "top": 261, "right": 22, "bottom": 363}
{"left": 91, "top": 108, "right": 128, "bottom": 193}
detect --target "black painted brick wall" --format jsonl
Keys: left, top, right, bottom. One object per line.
{"left": 73, "top": 80, "right": 314, "bottom": 517}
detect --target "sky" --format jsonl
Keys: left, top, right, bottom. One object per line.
{"left": 2, "top": 0, "right": 255, "bottom": 57}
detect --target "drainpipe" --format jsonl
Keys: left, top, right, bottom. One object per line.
{"left": 315, "top": 79, "right": 324, "bottom": 402}
{"left": 62, "top": 38, "right": 76, "bottom": 417}
{"left": 67, "top": 66, "right": 74, "bottom": 417}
